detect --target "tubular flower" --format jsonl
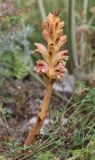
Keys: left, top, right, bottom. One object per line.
{"left": 34, "top": 10, "right": 68, "bottom": 81}
{"left": 55, "top": 62, "right": 67, "bottom": 79}
{"left": 57, "top": 35, "right": 67, "bottom": 49}
{"left": 35, "top": 43, "right": 49, "bottom": 62}
{"left": 34, "top": 60, "right": 48, "bottom": 75}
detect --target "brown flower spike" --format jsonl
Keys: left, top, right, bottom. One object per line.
{"left": 25, "top": 11, "right": 68, "bottom": 145}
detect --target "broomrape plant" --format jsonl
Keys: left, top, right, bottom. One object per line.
{"left": 25, "top": 10, "right": 68, "bottom": 145}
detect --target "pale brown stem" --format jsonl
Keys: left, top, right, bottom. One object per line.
{"left": 25, "top": 80, "right": 53, "bottom": 145}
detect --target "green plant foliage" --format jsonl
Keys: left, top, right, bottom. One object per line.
{"left": 0, "top": 25, "right": 34, "bottom": 80}
{"left": 33, "top": 151, "right": 54, "bottom": 160}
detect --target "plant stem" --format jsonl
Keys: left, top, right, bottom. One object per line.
{"left": 37, "top": 0, "right": 46, "bottom": 20}
{"left": 25, "top": 80, "right": 53, "bottom": 145}
{"left": 83, "top": 0, "right": 88, "bottom": 23}
{"left": 80, "top": 0, "right": 88, "bottom": 70}
{"left": 68, "top": 0, "right": 78, "bottom": 68}
{"left": 30, "top": 71, "right": 67, "bottom": 102}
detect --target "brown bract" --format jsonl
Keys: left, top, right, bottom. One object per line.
{"left": 34, "top": 12, "right": 68, "bottom": 81}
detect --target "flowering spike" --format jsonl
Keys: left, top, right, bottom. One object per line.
{"left": 34, "top": 11, "right": 68, "bottom": 80}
